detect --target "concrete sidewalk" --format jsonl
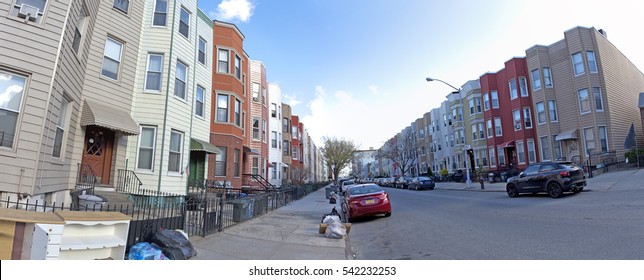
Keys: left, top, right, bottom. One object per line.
{"left": 190, "top": 186, "right": 350, "bottom": 260}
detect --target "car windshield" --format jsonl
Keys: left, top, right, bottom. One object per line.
{"left": 417, "top": 177, "right": 431, "bottom": 181}
{"left": 343, "top": 180, "right": 355, "bottom": 186}
{"left": 558, "top": 162, "right": 579, "bottom": 169}
{"left": 348, "top": 184, "right": 383, "bottom": 196}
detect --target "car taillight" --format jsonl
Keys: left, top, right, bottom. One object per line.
{"left": 559, "top": 171, "right": 570, "bottom": 177}
{"left": 378, "top": 193, "right": 388, "bottom": 201}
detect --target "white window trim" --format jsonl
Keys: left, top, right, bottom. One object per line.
{"left": 543, "top": 67, "right": 553, "bottom": 88}
{"left": 217, "top": 48, "right": 230, "bottom": 74}
{"left": 572, "top": 52, "right": 585, "bottom": 76}
{"left": 168, "top": 130, "right": 184, "bottom": 174}
{"left": 516, "top": 141, "right": 525, "bottom": 164}
{"left": 174, "top": 60, "right": 188, "bottom": 101}
{"left": 198, "top": 37, "right": 207, "bottom": 65}
{"left": 136, "top": 125, "right": 157, "bottom": 172}
{"left": 152, "top": 0, "right": 168, "bottom": 27}
{"left": 491, "top": 91, "right": 499, "bottom": 109}
{"left": 578, "top": 88, "right": 591, "bottom": 115}
{"left": 531, "top": 69, "right": 542, "bottom": 91}
{"left": 195, "top": 85, "right": 205, "bottom": 119}
{"left": 216, "top": 93, "right": 229, "bottom": 123}
{"left": 548, "top": 100, "right": 559, "bottom": 123}
{"left": 100, "top": 37, "right": 123, "bottom": 81}
{"left": 0, "top": 69, "right": 27, "bottom": 152}
{"left": 523, "top": 107, "right": 533, "bottom": 129}
{"left": 536, "top": 102, "right": 546, "bottom": 125}
{"left": 494, "top": 118, "right": 502, "bottom": 137}
{"left": 144, "top": 53, "right": 163, "bottom": 93}
{"left": 527, "top": 139, "right": 536, "bottom": 163}
{"left": 52, "top": 97, "right": 71, "bottom": 159}
{"left": 178, "top": 6, "right": 190, "bottom": 39}
{"left": 593, "top": 87, "right": 604, "bottom": 112}
{"left": 513, "top": 109, "right": 522, "bottom": 131}
{"left": 509, "top": 78, "right": 518, "bottom": 100}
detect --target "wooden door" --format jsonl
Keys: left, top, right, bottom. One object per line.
{"left": 82, "top": 126, "right": 114, "bottom": 185}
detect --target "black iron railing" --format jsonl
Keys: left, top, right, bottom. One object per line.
{"left": 242, "top": 173, "right": 276, "bottom": 191}
{"left": 116, "top": 169, "right": 143, "bottom": 195}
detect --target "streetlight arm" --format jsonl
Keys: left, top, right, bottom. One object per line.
{"left": 426, "top": 77, "right": 459, "bottom": 91}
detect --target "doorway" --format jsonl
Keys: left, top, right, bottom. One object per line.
{"left": 81, "top": 126, "right": 114, "bottom": 185}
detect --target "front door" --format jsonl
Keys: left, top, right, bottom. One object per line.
{"left": 82, "top": 126, "right": 114, "bottom": 185}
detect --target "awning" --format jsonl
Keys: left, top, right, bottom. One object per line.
{"left": 556, "top": 129, "right": 579, "bottom": 141}
{"left": 267, "top": 162, "right": 274, "bottom": 167}
{"left": 282, "top": 163, "right": 289, "bottom": 167}
{"left": 190, "top": 138, "right": 221, "bottom": 154}
{"left": 500, "top": 140, "right": 515, "bottom": 148}
{"left": 80, "top": 100, "right": 139, "bottom": 135}
{"left": 243, "top": 146, "right": 260, "bottom": 155}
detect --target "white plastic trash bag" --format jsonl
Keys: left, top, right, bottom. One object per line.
{"left": 322, "top": 215, "right": 341, "bottom": 225}
{"left": 324, "top": 221, "right": 346, "bottom": 239}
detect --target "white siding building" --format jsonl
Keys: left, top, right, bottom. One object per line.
{"left": 268, "top": 83, "right": 283, "bottom": 187}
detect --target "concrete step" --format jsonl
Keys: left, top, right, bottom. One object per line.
{"left": 93, "top": 190, "right": 134, "bottom": 210}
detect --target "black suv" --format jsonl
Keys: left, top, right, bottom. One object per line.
{"left": 506, "top": 161, "right": 587, "bottom": 198}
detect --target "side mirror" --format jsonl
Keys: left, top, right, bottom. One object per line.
{"left": 519, "top": 172, "right": 525, "bottom": 178}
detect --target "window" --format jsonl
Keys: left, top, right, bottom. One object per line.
{"left": 252, "top": 118, "right": 260, "bottom": 140}
{"left": 509, "top": 78, "right": 518, "bottom": 99}
{"left": 283, "top": 118, "right": 289, "bottom": 132}
{"left": 101, "top": 37, "right": 123, "bottom": 80}
{"left": 593, "top": 87, "right": 604, "bottom": 111}
{"left": 491, "top": 91, "right": 499, "bottom": 108}
{"left": 292, "top": 147, "right": 298, "bottom": 159}
{"left": 174, "top": 61, "right": 187, "bottom": 99}
{"left": 179, "top": 7, "right": 190, "bottom": 38}
{"left": 234, "top": 98, "right": 241, "bottom": 126}
{"left": 471, "top": 124, "right": 477, "bottom": 140}
{"left": 198, "top": 37, "right": 206, "bottom": 65}
{"left": 516, "top": 78, "right": 527, "bottom": 98}
{"left": 215, "top": 147, "right": 227, "bottom": 176}
{"left": 583, "top": 127, "right": 595, "bottom": 155}
{"left": 218, "top": 49, "right": 229, "bottom": 73}
{"left": 195, "top": 86, "right": 204, "bottom": 117}
{"left": 113, "top": 0, "right": 129, "bottom": 13}
{"left": 234, "top": 149, "right": 240, "bottom": 177}
{"left": 548, "top": 100, "right": 558, "bottom": 122}
{"left": 483, "top": 93, "right": 490, "bottom": 111}
{"left": 271, "top": 131, "right": 277, "bottom": 148}
{"left": 523, "top": 107, "right": 532, "bottom": 128}
{"left": 0, "top": 70, "right": 26, "bottom": 148}
{"left": 216, "top": 94, "right": 228, "bottom": 122}
{"left": 543, "top": 67, "right": 553, "bottom": 88}
{"left": 578, "top": 88, "right": 591, "bottom": 114}
{"left": 489, "top": 147, "right": 496, "bottom": 167}
{"left": 271, "top": 103, "right": 277, "bottom": 118}
{"left": 531, "top": 69, "right": 542, "bottom": 91}
{"left": 252, "top": 83, "right": 260, "bottom": 102}
{"left": 513, "top": 109, "right": 521, "bottom": 130}
{"left": 478, "top": 123, "right": 485, "bottom": 139}
{"left": 261, "top": 87, "right": 266, "bottom": 105}
{"left": 486, "top": 120, "right": 493, "bottom": 138}
{"left": 137, "top": 126, "right": 156, "bottom": 170}
{"left": 469, "top": 99, "right": 475, "bottom": 114}
{"left": 234, "top": 55, "right": 241, "bottom": 79}
{"left": 540, "top": 136, "right": 551, "bottom": 161}
{"left": 572, "top": 52, "right": 584, "bottom": 75}
{"left": 494, "top": 118, "right": 502, "bottom": 136}
{"left": 527, "top": 139, "right": 536, "bottom": 163}
{"left": 553, "top": 137, "right": 562, "bottom": 160}
{"left": 292, "top": 125, "right": 297, "bottom": 139}
{"left": 536, "top": 102, "right": 546, "bottom": 124}
{"left": 72, "top": 6, "right": 88, "bottom": 54}
{"left": 262, "top": 119, "right": 266, "bottom": 142}
{"left": 153, "top": 0, "right": 168, "bottom": 26}
{"left": 271, "top": 162, "right": 277, "bottom": 179}
{"left": 497, "top": 147, "right": 506, "bottom": 166}
{"left": 475, "top": 97, "right": 482, "bottom": 113}
{"left": 598, "top": 126, "right": 608, "bottom": 153}
{"left": 516, "top": 141, "right": 525, "bottom": 164}
{"left": 11, "top": 0, "right": 46, "bottom": 23}
{"left": 168, "top": 130, "right": 183, "bottom": 173}
{"left": 283, "top": 140, "right": 289, "bottom": 156}
{"left": 52, "top": 98, "right": 69, "bottom": 158}
{"left": 587, "top": 51, "right": 598, "bottom": 73}
{"left": 144, "top": 54, "right": 163, "bottom": 91}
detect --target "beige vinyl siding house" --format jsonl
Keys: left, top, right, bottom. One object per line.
{"left": 128, "top": 0, "right": 201, "bottom": 194}
{"left": 0, "top": 0, "right": 90, "bottom": 203}
{"left": 68, "top": 0, "right": 144, "bottom": 194}
{"left": 526, "top": 26, "right": 644, "bottom": 165}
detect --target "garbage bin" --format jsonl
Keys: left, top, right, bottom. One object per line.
{"left": 78, "top": 194, "right": 105, "bottom": 210}
{"left": 231, "top": 199, "right": 254, "bottom": 222}
{"left": 325, "top": 187, "right": 332, "bottom": 199}
{"left": 500, "top": 172, "right": 508, "bottom": 182}
{"left": 488, "top": 172, "right": 495, "bottom": 183}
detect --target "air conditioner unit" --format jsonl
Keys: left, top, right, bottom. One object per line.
{"left": 17, "top": 4, "right": 40, "bottom": 22}
{"left": 515, "top": 124, "right": 522, "bottom": 130}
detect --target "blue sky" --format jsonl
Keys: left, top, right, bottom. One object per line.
{"left": 198, "top": 0, "right": 644, "bottom": 150}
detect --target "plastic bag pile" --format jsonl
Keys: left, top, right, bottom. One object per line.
{"left": 323, "top": 215, "right": 346, "bottom": 239}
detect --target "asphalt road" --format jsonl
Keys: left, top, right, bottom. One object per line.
{"left": 348, "top": 186, "right": 644, "bottom": 260}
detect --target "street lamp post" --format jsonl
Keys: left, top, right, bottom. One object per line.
{"left": 426, "top": 77, "right": 473, "bottom": 188}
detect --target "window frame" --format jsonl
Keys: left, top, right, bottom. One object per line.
{"left": 168, "top": 130, "right": 184, "bottom": 173}
{"left": 11, "top": 0, "right": 47, "bottom": 24}
{"left": 543, "top": 67, "right": 553, "bottom": 88}
{"left": 494, "top": 118, "right": 502, "bottom": 136}
{"left": 548, "top": 100, "right": 558, "bottom": 122}
{"left": 513, "top": 109, "right": 522, "bottom": 131}
{"left": 583, "top": 127, "right": 595, "bottom": 156}
{"left": 572, "top": 52, "right": 585, "bottom": 76}
{"left": 509, "top": 78, "right": 518, "bottom": 100}
{"left": 483, "top": 93, "right": 490, "bottom": 111}
{"left": 234, "top": 54, "right": 241, "bottom": 79}
{"left": 101, "top": 37, "right": 123, "bottom": 80}
{"left": 144, "top": 53, "right": 163, "bottom": 92}
{"left": 234, "top": 98, "right": 241, "bottom": 126}
{"left": 216, "top": 94, "right": 229, "bottom": 123}
{"left": 178, "top": 7, "right": 190, "bottom": 39}
{"left": 52, "top": 97, "right": 70, "bottom": 158}
{"left": 152, "top": 0, "right": 168, "bottom": 27}
{"left": 234, "top": 149, "right": 240, "bottom": 177}
{"left": 491, "top": 91, "right": 499, "bottom": 108}
{"left": 252, "top": 117, "right": 260, "bottom": 140}
{"left": 519, "top": 77, "right": 529, "bottom": 97}
{"left": 531, "top": 69, "right": 542, "bottom": 91}
{"left": 536, "top": 102, "right": 546, "bottom": 124}
{"left": 527, "top": 139, "right": 536, "bottom": 163}
{"left": 252, "top": 83, "right": 260, "bottom": 102}
{"left": 598, "top": 126, "right": 608, "bottom": 153}
{"left": 174, "top": 60, "right": 188, "bottom": 100}
{"left": 195, "top": 85, "right": 205, "bottom": 118}
{"left": 198, "top": 37, "right": 207, "bottom": 65}
{"left": 112, "top": 0, "right": 129, "bottom": 14}
{"left": 217, "top": 49, "right": 229, "bottom": 74}
{"left": 523, "top": 107, "right": 532, "bottom": 129}
{"left": 516, "top": 141, "right": 525, "bottom": 164}
{"left": 593, "top": 87, "right": 604, "bottom": 112}
{"left": 0, "top": 69, "right": 27, "bottom": 150}
{"left": 578, "top": 88, "right": 591, "bottom": 114}
{"left": 540, "top": 136, "right": 551, "bottom": 162}
{"left": 215, "top": 146, "right": 227, "bottom": 176}
{"left": 137, "top": 126, "right": 157, "bottom": 171}
{"left": 587, "top": 51, "right": 598, "bottom": 73}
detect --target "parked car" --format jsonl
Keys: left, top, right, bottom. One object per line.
{"left": 505, "top": 161, "right": 587, "bottom": 198}
{"left": 343, "top": 183, "right": 392, "bottom": 222}
{"left": 408, "top": 176, "right": 435, "bottom": 190}
{"left": 340, "top": 179, "right": 356, "bottom": 194}
{"left": 395, "top": 177, "right": 413, "bottom": 189}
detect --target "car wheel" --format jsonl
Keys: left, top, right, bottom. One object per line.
{"left": 506, "top": 185, "right": 519, "bottom": 198}
{"left": 384, "top": 212, "right": 391, "bottom": 217}
{"left": 547, "top": 183, "right": 563, "bottom": 198}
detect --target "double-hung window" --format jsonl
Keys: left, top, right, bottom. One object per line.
{"left": 509, "top": 78, "right": 518, "bottom": 99}
{"left": 216, "top": 94, "right": 228, "bottom": 122}
{"left": 113, "top": 0, "right": 129, "bottom": 14}
{"left": 519, "top": 77, "right": 528, "bottom": 97}
{"left": 153, "top": 0, "right": 168, "bottom": 26}
{"left": 543, "top": 67, "right": 553, "bottom": 88}
{"left": 271, "top": 131, "right": 277, "bottom": 148}
{"left": 145, "top": 54, "right": 163, "bottom": 91}
{"left": 587, "top": 51, "right": 598, "bottom": 73}
{"left": 486, "top": 120, "right": 493, "bottom": 138}
{"left": 536, "top": 102, "right": 546, "bottom": 124}
{"left": 174, "top": 61, "right": 187, "bottom": 99}
{"left": 195, "top": 85, "right": 204, "bottom": 117}
{"left": 234, "top": 98, "right": 241, "bottom": 126}
{"left": 218, "top": 49, "right": 229, "bottom": 73}
{"left": 540, "top": 136, "right": 551, "bottom": 161}
{"left": 548, "top": 100, "right": 558, "bottom": 122}
{"left": 491, "top": 91, "right": 499, "bottom": 108}
{"left": 598, "top": 126, "right": 608, "bottom": 153}
{"left": 0, "top": 70, "right": 26, "bottom": 149}
{"left": 72, "top": 7, "right": 88, "bottom": 54}
{"left": 137, "top": 126, "right": 156, "bottom": 170}
{"left": 578, "top": 88, "right": 591, "bottom": 114}
{"left": 252, "top": 83, "right": 260, "bottom": 102}
{"left": 234, "top": 149, "right": 240, "bottom": 177}
{"left": 179, "top": 7, "right": 190, "bottom": 38}
{"left": 483, "top": 93, "right": 490, "bottom": 111}
{"left": 583, "top": 127, "right": 595, "bottom": 155}
{"left": 494, "top": 118, "right": 502, "bottom": 136}
{"left": 527, "top": 140, "right": 536, "bottom": 163}
{"left": 215, "top": 147, "right": 227, "bottom": 176}
{"left": 168, "top": 130, "right": 183, "bottom": 173}
{"left": 271, "top": 103, "right": 277, "bottom": 118}
{"left": 523, "top": 107, "right": 532, "bottom": 128}
{"left": 252, "top": 118, "right": 260, "bottom": 140}
{"left": 572, "top": 52, "right": 585, "bottom": 75}
{"left": 198, "top": 37, "right": 206, "bottom": 65}
{"left": 593, "top": 87, "right": 604, "bottom": 111}
{"left": 252, "top": 157, "right": 259, "bottom": 175}
{"left": 478, "top": 123, "right": 485, "bottom": 139}
{"left": 531, "top": 69, "right": 541, "bottom": 91}
{"left": 516, "top": 141, "right": 525, "bottom": 164}
{"left": 52, "top": 98, "right": 69, "bottom": 158}
{"left": 513, "top": 109, "right": 521, "bottom": 130}
{"left": 101, "top": 37, "right": 123, "bottom": 80}
{"left": 234, "top": 55, "right": 241, "bottom": 79}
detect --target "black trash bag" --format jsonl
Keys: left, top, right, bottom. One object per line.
{"left": 329, "top": 196, "right": 336, "bottom": 204}
{"left": 151, "top": 229, "right": 197, "bottom": 260}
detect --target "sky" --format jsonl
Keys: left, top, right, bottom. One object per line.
{"left": 198, "top": 0, "right": 644, "bottom": 150}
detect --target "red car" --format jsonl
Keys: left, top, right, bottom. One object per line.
{"left": 343, "top": 183, "right": 392, "bottom": 222}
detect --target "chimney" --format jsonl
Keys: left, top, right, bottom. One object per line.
{"left": 598, "top": 29, "right": 607, "bottom": 38}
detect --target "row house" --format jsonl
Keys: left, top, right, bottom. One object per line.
{"left": 281, "top": 103, "right": 292, "bottom": 184}
{"left": 418, "top": 112, "right": 433, "bottom": 176}
{"left": 462, "top": 80, "right": 486, "bottom": 172}
{"left": 526, "top": 27, "right": 644, "bottom": 168}
{"left": 248, "top": 60, "right": 269, "bottom": 186}
{"left": 268, "top": 83, "right": 283, "bottom": 187}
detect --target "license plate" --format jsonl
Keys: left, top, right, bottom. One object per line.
{"left": 364, "top": 199, "right": 375, "bottom": 205}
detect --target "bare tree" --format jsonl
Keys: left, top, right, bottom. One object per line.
{"left": 320, "top": 137, "right": 358, "bottom": 184}
{"left": 290, "top": 165, "right": 310, "bottom": 185}
{"left": 378, "top": 128, "right": 417, "bottom": 177}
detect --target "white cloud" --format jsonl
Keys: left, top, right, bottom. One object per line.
{"left": 210, "top": 0, "right": 254, "bottom": 22}
{"left": 283, "top": 93, "right": 302, "bottom": 107}
{"left": 368, "top": 85, "right": 378, "bottom": 95}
